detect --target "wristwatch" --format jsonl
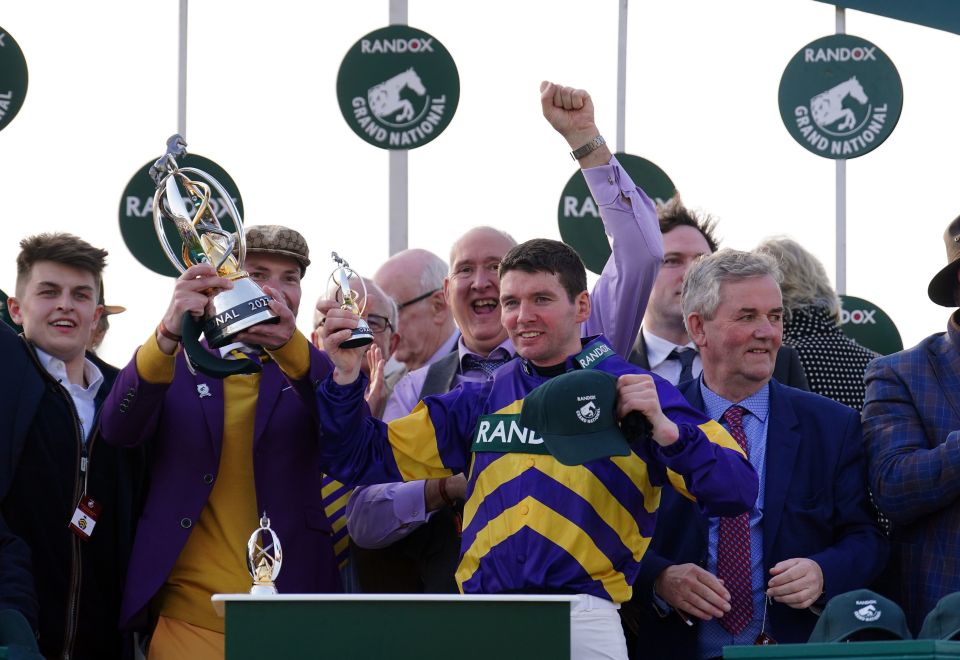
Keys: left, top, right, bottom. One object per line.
{"left": 570, "top": 135, "right": 605, "bottom": 161}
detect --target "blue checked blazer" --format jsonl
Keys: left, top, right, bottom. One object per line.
{"left": 863, "top": 317, "right": 960, "bottom": 634}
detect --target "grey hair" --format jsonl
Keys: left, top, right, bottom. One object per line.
{"left": 681, "top": 249, "right": 783, "bottom": 326}
{"left": 419, "top": 251, "right": 449, "bottom": 291}
{"left": 754, "top": 236, "right": 840, "bottom": 321}
{"left": 315, "top": 275, "right": 397, "bottom": 330}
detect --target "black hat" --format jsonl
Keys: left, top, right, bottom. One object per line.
{"left": 519, "top": 370, "right": 631, "bottom": 466}
{"left": 918, "top": 592, "right": 960, "bottom": 641}
{"left": 808, "top": 589, "right": 912, "bottom": 643}
{"left": 928, "top": 214, "right": 960, "bottom": 307}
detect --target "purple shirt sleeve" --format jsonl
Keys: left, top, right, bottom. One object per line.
{"left": 580, "top": 155, "right": 663, "bottom": 358}
{"left": 345, "top": 480, "right": 433, "bottom": 548}
{"left": 348, "top": 365, "right": 433, "bottom": 545}
{"left": 382, "top": 366, "right": 428, "bottom": 423}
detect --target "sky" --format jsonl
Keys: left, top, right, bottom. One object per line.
{"left": 0, "top": 0, "right": 958, "bottom": 367}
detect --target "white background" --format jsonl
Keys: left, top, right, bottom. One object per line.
{"left": 0, "top": 0, "right": 957, "bottom": 367}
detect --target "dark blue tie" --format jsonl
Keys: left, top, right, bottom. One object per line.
{"left": 462, "top": 354, "right": 512, "bottom": 378}
{"left": 668, "top": 348, "right": 696, "bottom": 385}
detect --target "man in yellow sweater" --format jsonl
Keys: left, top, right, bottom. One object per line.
{"left": 100, "top": 225, "right": 341, "bottom": 658}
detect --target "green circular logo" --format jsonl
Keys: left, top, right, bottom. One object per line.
{"left": 336, "top": 25, "right": 459, "bottom": 150}
{"left": 779, "top": 34, "right": 902, "bottom": 159}
{"left": 558, "top": 153, "right": 675, "bottom": 274}
{"left": 0, "top": 27, "right": 29, "bottom": 133}
{"left": 839, "top": 295, "right": 903, "bottom": 356}
{"left": 118, "top": 154, "right": 243, "bottom": 278}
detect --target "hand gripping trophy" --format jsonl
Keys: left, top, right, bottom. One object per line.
{"left": 149, "top": 135, "right": 278, "bottom": 377}
{"left": 330, "top": 252, "right": 374, "bottom": 349}
{"left": 247, "top": 513, "right": 283, "bottom": 595}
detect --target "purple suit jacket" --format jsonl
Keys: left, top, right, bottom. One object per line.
{"left": 100, "top": 342, "right": 340, "bottom": 630}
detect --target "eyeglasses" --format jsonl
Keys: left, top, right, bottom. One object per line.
{"left": 315, "top": 313, "right": 394, "bottom": 335}
{"left": 365, "top": 314, "right": 394, "bottom": 334}
{"left": 397, "top": 288, "right": 440, "bottom": 311}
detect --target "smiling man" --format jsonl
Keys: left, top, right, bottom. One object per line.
{"left": 100, "top": 225, "right": 341, "bottom": 659}
{"left": 0, "top": 233, "right": 143, "bottom": 660}
{"left": 632, "top": 249, "right": 887, "bottom": 659}
{"left": 629, "top": 198, "right": 808, "bottom": 391}
{"left": 344, "top": 80, "right": 664, "bottom": 595}
{"left": 314, "top": 238, "right": 757, "bottom": 660}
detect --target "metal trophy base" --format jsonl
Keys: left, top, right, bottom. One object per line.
{"left": 249, "top": 584, "right": 278, "bottom": 596}
{"left": 203, "top": 277, "right": 279, "bottom": 348}
{"left": 341, "top": 319, "right": 374, "bottom": 349}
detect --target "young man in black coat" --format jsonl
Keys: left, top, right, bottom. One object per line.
{"left": 0, "top": 233, "right": 143, "bottom": 660}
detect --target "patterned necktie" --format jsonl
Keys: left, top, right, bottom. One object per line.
{"left": 667, "top": 348, "right": 696, "bottom": 385}
{"left": 320, "top": 474, "right": 352, "bottom": 571}
{"left": 461, "top": 354, "right": 512, "bottom": 378}
{"left": 717, "top": 405, "right": 754, "bottom": 635}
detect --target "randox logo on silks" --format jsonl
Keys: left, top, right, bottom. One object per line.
{"left": 0, "top": 26, "right": 29, "bottom": 133}
{"left": 337, "top": 25, "right": 460, "bottom": 150}
{"left": 779, "top": 34, "right": 902, "bottom": 159}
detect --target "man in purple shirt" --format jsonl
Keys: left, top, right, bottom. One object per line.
{"left": 342, "top": 81, "right": 665, "bottom": 592}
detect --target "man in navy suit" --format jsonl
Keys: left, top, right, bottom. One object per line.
{"left": 632, "top": 249, "right": 886, "bottom": 659}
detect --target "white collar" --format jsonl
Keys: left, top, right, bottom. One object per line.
{"left": 642, "top": 327, "right": 696, "bottom": 370}
{"left": 34, "top": 346, "right": 103, "bottom": 393}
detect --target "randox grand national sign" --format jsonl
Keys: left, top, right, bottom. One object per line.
{"left": 337, "top": 25, "right": 459, "bottom": 150}
{"left": 779, "top": 34, "right": 902, "bottom": 159}
{"left": 118, "top": 154, "right": 242, "bottom": 278}
{"left": 839, "top": 295, "right": 902, "bottom": 356}
{"left": 557, "top": 153, "right": 675, "bottom": 275}
{"left": 0, "top": 26, "right": 28, "bottom": 133}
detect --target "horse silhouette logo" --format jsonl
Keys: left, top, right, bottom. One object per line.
{"left": 810, "top": 77, "right": 869, "bottom": 134}
{"left": 576, "top": 400, "right": 600, "bottom": 424}
{"left": 367, "top": 68, "right": 427, "bottom": 126}
{"left": 854, "top": 603, "right": 881, "bottom": 622}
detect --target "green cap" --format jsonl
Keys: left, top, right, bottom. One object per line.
{"left": 919, "top": 592, "right": 960, "bottom": 640}
{"left": 518, "top": 370, "right": 631, "bottom": 466}
{"left": 808, "top": 589, "right": 912, "bottom": 643}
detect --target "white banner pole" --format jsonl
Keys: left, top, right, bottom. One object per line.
{"left": 835, "top": 5, "right": 847, "bottom": 294}
{"left": 616, "top": 0, "right": 628, "bottom": 153}
{"left": 178, "top": 0, "right": 188, "bottom": 139}
{"left": 389, "top": 0, "right": 409, "bottom": 255}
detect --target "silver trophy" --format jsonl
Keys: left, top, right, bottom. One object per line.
{"left": 150, "top": 135, "right": 278, "bottom": 377}
{"left": 330, "top": 252, "right": 374, "bottom": 349}
{"left": 246, "top": 513, "right": 282, "bottom": 595}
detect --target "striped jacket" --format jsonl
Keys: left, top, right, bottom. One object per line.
{"left": 316, "top": 336, "right": 758, "bottom": 603}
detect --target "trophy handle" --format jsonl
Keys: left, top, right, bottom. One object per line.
{"left": 180, "top": 166, "right": 246, "bottom": 269}
{"left": 180, "top": 313, "right": 262, "bottom": 377}
{"left": 152, "top": 167, "right": 246, "bottom": 276}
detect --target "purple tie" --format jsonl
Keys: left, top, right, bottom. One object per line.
{"left": 717, "top": 405, "right": 753, "bottom": 635}
{"left": 462, "top": 354, "right": 511, "bottom": 378}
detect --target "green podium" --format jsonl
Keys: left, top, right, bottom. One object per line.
{"left": 725, "top": 640, "right": 960, "bottom": 659}
{"left": 212, "top": 593, "right": 575, "bottom": 660}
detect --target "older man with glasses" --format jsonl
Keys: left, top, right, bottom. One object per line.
{"left": 313, "top": 275, "right": 400, "bottom": 417}
{"left": 373, "top": 249, "right": 459, "bottom": 381}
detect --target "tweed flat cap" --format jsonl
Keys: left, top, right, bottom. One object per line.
{"left": 244, "top": 225, "right": 311, "bottom": 276}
